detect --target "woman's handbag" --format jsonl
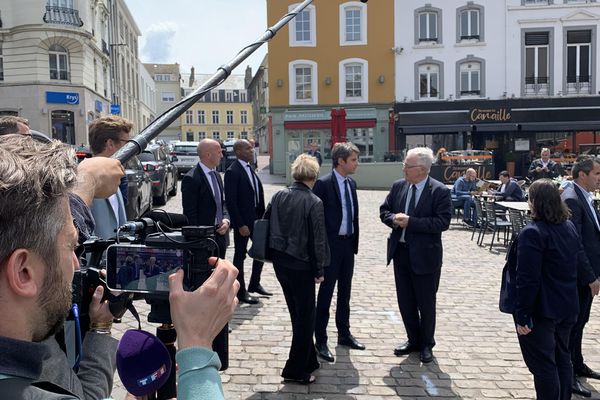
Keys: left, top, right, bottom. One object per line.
{"left": 248, "top": 219, "right": 272, "bottom": 263}
{"left": 499, "top": 234, "right": 519, "bottom": 314}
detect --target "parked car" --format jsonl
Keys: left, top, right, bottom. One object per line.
{"left": 139, "top": 144, "right": 178, "bottom": 206}
{"left": 124, "top": 156, "right": 153, "bottom": 220}
{"left": 223, "top": 139, "right": 238, "bottom": 170}
{"left": 171, "top": 141, "right": 199, "bottom": 177}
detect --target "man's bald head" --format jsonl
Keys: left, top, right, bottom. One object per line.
{"left": 233, "top": 139, "right": 253, "bottom": 163}
{"left": 197, "top": 139, "right": 223, "bottom": 169}
{"left": 465, "top": 168, "right": 477, "bottom": 181}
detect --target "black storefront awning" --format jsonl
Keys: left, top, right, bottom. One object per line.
{"left": 401, "top": 124, "right": 472, "bottom": 134}
{"left": 473, "top": 123, "right": 520, "bottom": 132}
{"left": 520, "top": 121, "right": 600, "bottom": 132}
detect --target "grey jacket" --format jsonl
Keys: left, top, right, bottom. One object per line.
{"left": 265, "top": 182, "right": 330, "bottom": 277}
{"left": 0, "top": 332, "right": 117, "bottom": 400}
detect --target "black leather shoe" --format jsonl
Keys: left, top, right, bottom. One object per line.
{"left": 420, "top": 346, "right": 434, "bottom": 364}
{"left": 237, "top": 292, "right": 259, "bottom": 304}
{"left": 394, "top": 341, "right": 420, "bottom": 356}
{"left": 338, "top": 334, "right": 365, "bottom": 350}
{"left": 572, "top": 378, "right": 592, "bottom": 398}
{"left": 576, "top": 364, "right": 600, "bottom": 380}
{"left": 315, "top": 342, "right": 334, "bottom": 362}
{"left": 248, "top": 284, "right": 273, "bottom": 297}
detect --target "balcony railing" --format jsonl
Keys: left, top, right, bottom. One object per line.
{"left": 460, "top": 35, "right": 480, "bottom": 41}
{"left": 43, "top": 6, "right": 83, "bottom": 27}
{"left": 418, "top": 37, "right": 439, "bottom": 43}
{"left": 566, "top": 75, "right": 592, "bottom": 94}
{"left": 460, "top": 90, "right": 481, "bottom": 96}
{"left": 524, "top": 76, "right": 550, "bottom": 96}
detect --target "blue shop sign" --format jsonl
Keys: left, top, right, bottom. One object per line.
{"left": 110, "top": 104, "right": 121, "bottom": 115}
{"left": 95, "top": 100, "right": 103, "bottom": 112}
{"left": 46, "top": 91, "right": 80, "bottom": 105}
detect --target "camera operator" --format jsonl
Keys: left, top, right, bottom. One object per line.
{"left": 0, "top": 134, "right": 240, "bottom": 399}
{"left": 0, "top": 134, "right": 116, "bottom": 398}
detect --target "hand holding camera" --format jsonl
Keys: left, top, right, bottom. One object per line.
{"left": 168, "top": 257, "right": 240, "bottom": 350}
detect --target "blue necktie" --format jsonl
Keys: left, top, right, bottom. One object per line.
{"left": 344, "top": 179, "right": 353, "bottom": 235}
{"left": 407, "top": 184, "right": 417, "bottom": 215}
{"left": 209, "top": 171, "right": 223, "bottom": 224}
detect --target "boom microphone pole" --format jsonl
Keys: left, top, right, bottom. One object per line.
{"left": 113, "top": 0, "right": 318, "bottom": 164}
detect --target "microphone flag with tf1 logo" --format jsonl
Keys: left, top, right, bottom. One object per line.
{"left": 116, "top": 329, "right": 172, "bottom": 396}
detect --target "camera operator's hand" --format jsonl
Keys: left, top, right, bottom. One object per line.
{"left": 168, "top": 258, "right": 240, "bottom": 350}
{"left": 88, "top": 285, "right": 113, "bottom": 325}
{"left": 74, "top": 157, "right": 124, "bottom": 206}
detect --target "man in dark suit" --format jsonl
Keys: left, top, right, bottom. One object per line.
{"left": 493, "top": 170, "right": 525, "bottom": 201}
{"left": 307, "top": 142, "right": 323, "bottom": 166}
{"left": 528, "top": 147, "right": 560, "bottom": 181}
{"left": 181, "top": 139, "right": 230, "bottom": 258}
{"left": 313, "top": 142, "right": 363, "bottom": 363}
{"left": 561, "top": 156, "right": 600, "bottom": 397}
{"left": 225, "top": 139, "right": 270, "bottom": 304}
{"left": 380, "top": 147, "right": 452, "bottom": 364}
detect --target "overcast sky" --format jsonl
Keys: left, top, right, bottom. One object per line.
{"left": 126, "top": 0, "right": 268, "bottom": 77}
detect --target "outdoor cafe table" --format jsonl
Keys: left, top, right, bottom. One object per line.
{"left": 496, "top": 201, "right": 530, "bottom": 212}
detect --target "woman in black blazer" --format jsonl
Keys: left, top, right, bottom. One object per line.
{"left": 264, "top": 154, "right": 330, "bottom": 385}
{"left": 513, "top": 179, "right": 581, "bottom": 399}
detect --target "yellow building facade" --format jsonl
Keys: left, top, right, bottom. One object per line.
{"left": 179, "top": 84, "right": 253, "bottom": 142}
{"left": 266, "top": 0, "right": 395, "bottom": 175}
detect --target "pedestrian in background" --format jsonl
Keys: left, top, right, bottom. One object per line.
{"left": 307, "top": 142, "right": 322, "bottom": 166}
{"left": 513, "top": 179, "right": 586, "bottom": 400}
{"left": 265, "top": 153, "right": 330, "bottom": 384}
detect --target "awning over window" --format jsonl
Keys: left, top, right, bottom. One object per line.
{"left": 520, "top": 121, "right": 600, "bottom": 132}
{"left": 400, "top": 124, "right": 472, "bottom": 134}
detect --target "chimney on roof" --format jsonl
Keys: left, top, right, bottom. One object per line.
{"left": 189, "top": 66, "right": 195, "bottom": 87}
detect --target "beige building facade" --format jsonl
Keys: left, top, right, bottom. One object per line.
{"left": 145, "top": 63, "right": 182, "bottom": 142}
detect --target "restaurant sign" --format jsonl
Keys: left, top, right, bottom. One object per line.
{"left": 469, "top": 108, "right": 512, "bottom": 123}
{"left": 430, "top": 164, "right": 494, "bottom": 183}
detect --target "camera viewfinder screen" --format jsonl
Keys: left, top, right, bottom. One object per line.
{"left": 111, "top": 246, "right": 184, "bottom": 293}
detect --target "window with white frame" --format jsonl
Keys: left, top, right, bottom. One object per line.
{"left": 161, "top": 92, "right": 176, "bottom": 102}
{"left": 185, "top": 110, "right": 193, "bottom": 124}
{"left": 240, "top": 131, "right": 248, "bottom": 139}
{"left": 459, "top": 62, "right": 481, "bottom": 95}
{"left": 289, "top": 60, "right": 318, "bottom": 104}
{"left": 226, "top": 110, "right": 234, "bottom": 124}
{"left": 212, "top": 110, "right": 219, "bottom": 124}
{"left": 418, "top": 63, "right": 441, "bottom": 99}
{"left": 416, "top": 8, "right": 441, "bottom": 43}
{"left": 226, "top": 91, "right": 232, "bottom": 102}
{"left": 289, "top": 4, "right": 316, "bottom": 47}
{"left": 49, "top": 44, "right": 69, "bottom": 80}
{"left": 566, "top": 30, "right": 592, "bottom": 94}
{"left": 227, "top": 131, "right": 235, "bottom": 139}
{"left": 211, "top": 91, "right": 219, "bottom": 102}
{"left": 523, "top": 0, "right": 549, "bottom": 4}
{"left": 240, "top": 110, "right": 248, "bottom": 124}
{"left": 339, "top": 59, "right": 368, "bottom": 103}
{"left": 340, "top": 2, "right": 367, "bottom": 46}
{"left": 186, "top": 131, "right": 194, "bottom": 141}
{"left": 240, "top": 92, "right": 247, "bottom": 102}
{"left": 212, "top": 131, "right": 220, "bottom": 140}
{"left": 198, "top": 131, "right": 206, "bottom": 139}
{"left": 197, "top": 110, "right": 205, "bottom": 124}
{"left": 524, "top": 31, "right": 550, "bottom": 95}
{"left": 460, "top": 9, "right": 479, "bottom": 40}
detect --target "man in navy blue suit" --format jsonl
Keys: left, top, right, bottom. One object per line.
{"left": 561, "top": 156, "right": 600, "bottom": 397}
{"left": 380, "top": 147, "right": 452, "bottom": 364}
{"left": 492, "top": 170, "right": 524, "bottom": 201}
{"left": 181, "top": 139, "right": 230, "bottom": 259}
{"left": 313, "top": 142, "right": 363, "bottom": 363}
{"left": 225, "top": 139, "right": 270, "bottom": 304}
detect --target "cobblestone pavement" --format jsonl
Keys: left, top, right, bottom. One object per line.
{"left": 111, "top": 158, "right": 600, "bottom": 399}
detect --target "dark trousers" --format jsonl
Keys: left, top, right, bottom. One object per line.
{"left": 274, "top": 263, "right": 319, "bottom": 380}
{"left": 315, "top": 236, "right": 354, "bottom": 344}
{"left": 456, "top": 195, "right": 475, "bottom": 221}
{"left": 233, "top": 229, "right": 263, "bottom": 293}
{"left": 516, "top": 315, "right": 574, "bottom": 400}
{"left": 569, "top": 284, "right": 593, "bottom": 371}
{"left": 215, "top": 234, "right": 227, "bottom": 259}
{"left": 393, "top": 244, "right": 441, "bottom": 348}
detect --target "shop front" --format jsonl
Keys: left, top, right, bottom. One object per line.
{"left": 394, "top": 97, "right": 600, "bottom": 182}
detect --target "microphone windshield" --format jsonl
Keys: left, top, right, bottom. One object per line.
{"left": 116, "top": 329, "right": 172, "bottom": 396}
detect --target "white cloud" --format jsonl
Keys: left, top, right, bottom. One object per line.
{"left": 142, "top": 22, "right": 178, "bottom": 63}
